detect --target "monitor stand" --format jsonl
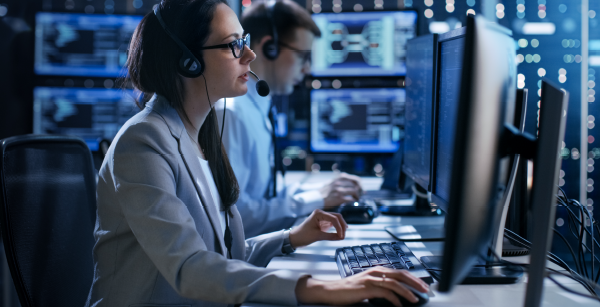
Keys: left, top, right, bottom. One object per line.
{"left": 419, "top": 255, "right": 524, "bottom": 284}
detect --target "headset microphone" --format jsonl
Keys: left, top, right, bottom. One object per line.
{"left": 248, "top": 71, "right": 270, "bottom": 97}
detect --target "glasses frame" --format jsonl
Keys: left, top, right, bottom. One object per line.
{"left": 199, "top": 33, "right": 250, "bottom": 58}
{"left": 279, "top": 41, "right": 312, "bottom": 64}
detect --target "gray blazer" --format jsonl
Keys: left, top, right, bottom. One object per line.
{"left": 86, "top": 95, "right": 307, "bottom": 307}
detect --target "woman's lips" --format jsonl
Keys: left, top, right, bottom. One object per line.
{"left": 238, "top": 73, "right": 249, "bottom": 81}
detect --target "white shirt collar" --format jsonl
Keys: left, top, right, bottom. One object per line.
{"left": 246, "top": 78, "right": 272, "bottom": 117}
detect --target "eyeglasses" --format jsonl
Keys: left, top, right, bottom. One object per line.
{"left": 200, "top": 33, "right": 251, "bottom": 58}
{"left": 279, "top": 41, "right": 312, "bottom": 64}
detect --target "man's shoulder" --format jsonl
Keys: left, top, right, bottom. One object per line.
{"left": 216, "top": 95, "right": 261, "bottom": 121}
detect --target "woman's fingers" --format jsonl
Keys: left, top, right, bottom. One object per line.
{"left": 330, "top": 212, "right": 348, "bottom": 229}
{"left": 365, "top": 276, "right": 406, "bottom": 306}
{"left": 316, "top": 210, "right": 345, "bottom": 239}
{"left": 369, "top": 268, "right": 429, "bottom": 293}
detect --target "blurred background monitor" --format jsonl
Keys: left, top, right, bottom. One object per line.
{"left": 310, "top": 88, "right": 404, "bottom": 153}
{"left": 311, "top": 10, "right": 417, "bottom": 77}
{"left": 33, "top": 87, "right": 139, "bottom": 152}
{"left": 402, "top": 33, "right": 438, "bottom": 191}
{"left": 35, "top": 12, "right": 142, "bottom": 77}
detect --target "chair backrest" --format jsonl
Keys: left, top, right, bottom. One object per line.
{"left": 0, "top": 135, "right": 96, "bottom": 307}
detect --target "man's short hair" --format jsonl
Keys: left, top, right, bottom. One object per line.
{"left": 241, "top": 0, "right": 321, "bottom": 48}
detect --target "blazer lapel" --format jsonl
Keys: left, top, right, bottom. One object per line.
{"left": 147, "top": 95, "right": 227, "bottom": 256}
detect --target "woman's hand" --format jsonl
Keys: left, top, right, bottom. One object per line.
{"left": 295, "top": 267, "right": 430, "bottom": 306}
{"left": 288, "top": 209, "right": 348, "bottom": 248}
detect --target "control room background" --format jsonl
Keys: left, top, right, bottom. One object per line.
{"left": 0, "top": 0, "right": 596, "bottom": 288}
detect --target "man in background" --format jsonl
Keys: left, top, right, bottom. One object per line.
{"left": 216, "top": 0, "right": 363, "bottom": 237}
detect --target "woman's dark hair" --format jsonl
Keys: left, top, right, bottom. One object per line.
{"left": 127, "top": 0, "right": 239, "bottom": 211}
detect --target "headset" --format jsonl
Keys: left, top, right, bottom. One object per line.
{"left": 262, "top": 1, "right": 280, "bottom": 60}
{"left": 153, "top": 4, "right": 270, "bottom": 96}
{"left": 153, "top": 4, "right": 204, "bottom": 78}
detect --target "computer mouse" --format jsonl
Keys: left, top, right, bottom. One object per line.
{"left": 368, "top": 283, "right": 429, "bottom": 307}
{"left": 338, "top": 201, "right": 377, "bottom": 224}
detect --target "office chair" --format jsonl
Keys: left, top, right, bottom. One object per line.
{"left": 0, "top": 135, "right": 97, "bottom": 307}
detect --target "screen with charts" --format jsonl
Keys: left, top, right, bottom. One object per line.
{"left": 434, "top": 36, "right": 465, "bottom": 203}
{"left": 311, "top": 10, "right": 417, "bottom": 77}
{"left": 310, "top": 88, "right": 405, "bottom": 153}
{"left": 33, "top": 87, "right": 140, "bottom": 151}
{"left": 35, "top": 12, "right": 142, "bottom": 77}
{"left": 403, "top": 35, "right": 435, "bottom": 190}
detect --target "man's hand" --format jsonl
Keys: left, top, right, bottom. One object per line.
{"left": 319, "top": 172, "right": 363, "bottom": 209}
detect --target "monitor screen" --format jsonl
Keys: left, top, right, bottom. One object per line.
{"left": 35, "top": 12, "right": 142, "bottom": 77}
{"left": 311, "top": 10, "right": 417, "bottom": 77}
{"left": 310, "top": 88, "right": 405, "bottom": 153}
{"left": 434, "top": 36, "right": 465, "bottom": 203}
{"left": 403, "top": 34, "right": 435, "bottom": 190}
{"left": 33, "top": 87, "right": 140, "bottom": 151}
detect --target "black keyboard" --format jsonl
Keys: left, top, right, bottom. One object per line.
{"left": 335, "top": 241, "right": 434, "bottom": 284}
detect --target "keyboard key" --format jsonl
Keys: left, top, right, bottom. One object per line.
{"left": 352, "top": 247, "right": 365, "bottom": 257}
{"left": 380, "top": 243, "right": 395, "bottom": 252}
{"left": 361, "top": 246, "right": 380, "bottom": 265}
{"left": 352, "top": 268, "right": 364, "bottom": 275}
{"left": 370, "top": 245, "right": 391, "bottom": 264}
{"left": 386, "top": 254, "right": 401, "bottom": 264}
{"left": 393, "top": 263, "right": 405, "bottom": 270}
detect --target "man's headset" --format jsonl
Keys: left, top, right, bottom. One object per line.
{"left": 262, "top": 1, "right": 279, "bottom": 60}
{"left": 153, "top": 4, "right": 270, "bottom": 96}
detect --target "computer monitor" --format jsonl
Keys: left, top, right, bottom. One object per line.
{"left": 524, "top": 80, "right": 569, "bottom": 307}
{"left": 311, "top": 10, "right": 417, "bottom": 77}
{"left": 33, "top": 87, "right": 139, "bottom": 151}
{"left": 310, "top": 88, "right": 404, "bottom": 153}
{"left": 429, "top": 27, "right": 467, "bottom": 208}
{"left": 423, "top": 16, "right": 520, "bottom": 291}
{"left": 35, "top": 12, "right": 142, "bottom": 77}
{"left": 402, "top": 34, "right": 438, "bottom": 191}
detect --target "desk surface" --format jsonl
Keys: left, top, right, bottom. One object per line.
{"left": 244, "top": 172, "right": 600, "bottom": 307}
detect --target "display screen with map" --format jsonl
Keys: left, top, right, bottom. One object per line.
{"left": 33, "top": 87, "right": 140, "bottom": 151}
{"left": 35, "top": 12, "right": 142, "bottom": 77}
{"left": 310, "top": 88, "right": 405, "bottom": 153}
{"left": 311, "top": 10, "right": 417, "bottom": 77}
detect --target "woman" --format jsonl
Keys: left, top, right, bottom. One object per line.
{"left": 86, "top": 0, "right": 429, "bottom": 306}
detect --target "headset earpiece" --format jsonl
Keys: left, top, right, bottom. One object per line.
{"left": 154, "top": 4, "right": 204, "bottom": 78}
{"left": 262, "top": 39, "right": 279, "bottom": 60}
{"left": 262, "top": 1, "right": 279, "bottom": 61}
{"left": 178, "top": 48, "right": 204, "bottom": 78}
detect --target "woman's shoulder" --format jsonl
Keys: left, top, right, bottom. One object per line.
{"left": 111, "top": 107, "right": 179, "bottom": 156}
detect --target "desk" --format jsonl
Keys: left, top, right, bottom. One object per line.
{"left": 244, "top": 172, "right": 600, "bottom": 307}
